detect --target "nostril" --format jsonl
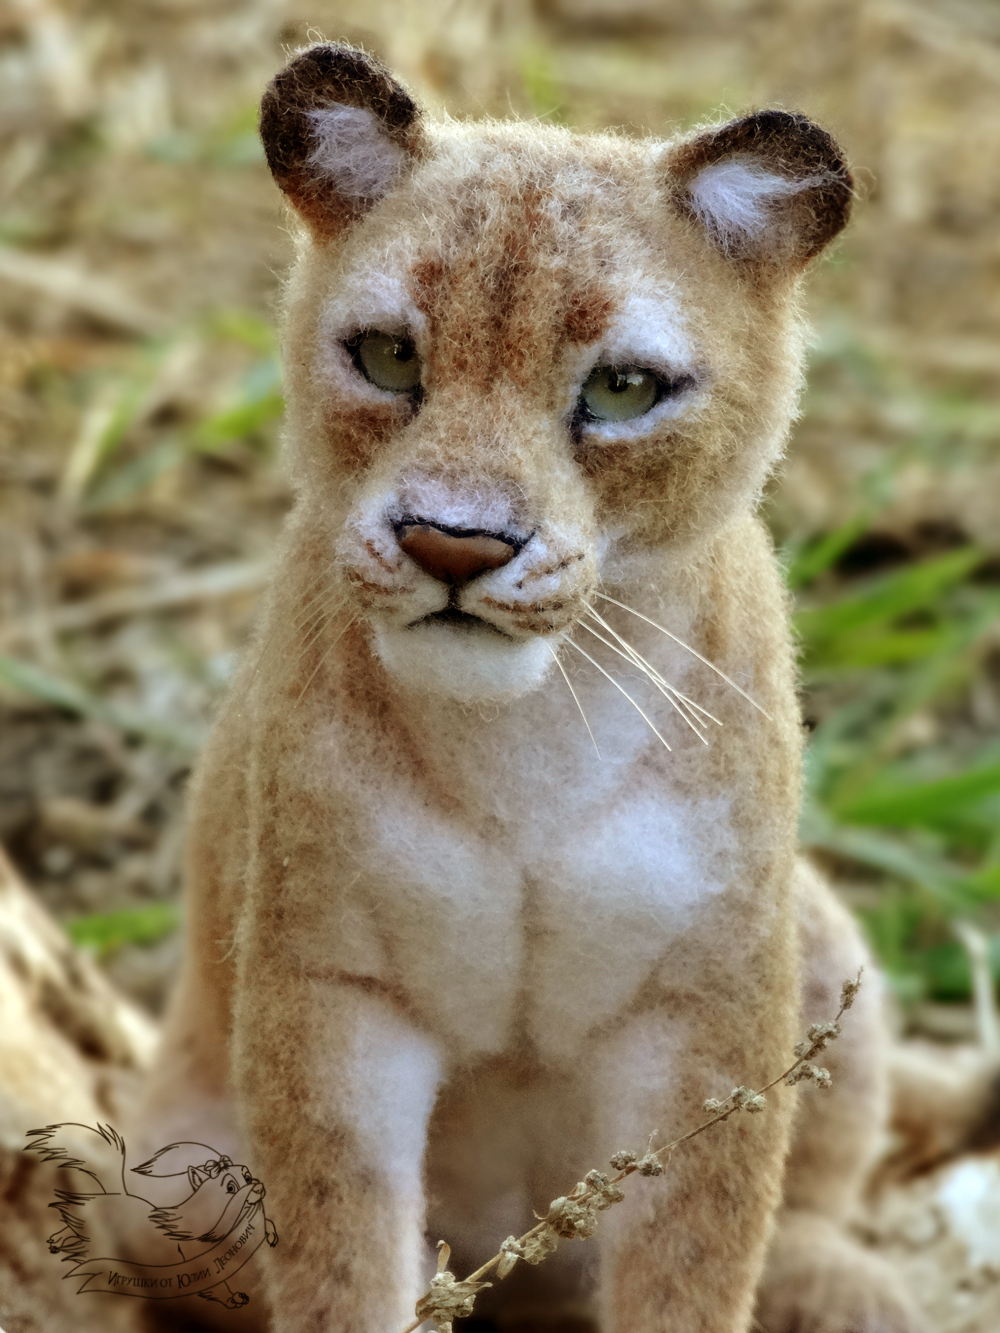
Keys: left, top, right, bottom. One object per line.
{"left": 396, "top": 521, "right": 519, "bottom": 586}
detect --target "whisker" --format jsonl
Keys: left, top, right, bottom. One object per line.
{"left": 249, "top": 570, "right": 334, "bottom": 681}
{"left": 290, "top": 575, "right": 342, "bottom": 630}
{"left": 584, "top": 607, "right": 709, "bottom": 730}
{"left": 294, "top": 615, "right": 358, "bottom": 705}
{"left": 547, "top": 642, "right": 601, "bottom": 759}
{"left": 672, "top": 689, "right": 722, "bottom": 728}
{"left": 256, "top": 590, "right": 350, "bottom": 692}
{"left": 582, "top": 610, "right": 714, "bottom": 742}
{"left": 290, "top": 599, "right": 347, "bottom": 663}
{"left": 578, "top": 620, "right": 708, "bottom": 744}
{"left": 565, "top": 638, "right": 671, "bottom": 752}
{"left": 596, "top": 593, "right": 774, "bottom": 722}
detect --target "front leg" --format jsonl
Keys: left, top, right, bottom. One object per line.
{"left": 232, "top": 957, "right": 443, "bottom": 1333}
{"left": 588, "top": 976, "right": 798, "bottom": 1333}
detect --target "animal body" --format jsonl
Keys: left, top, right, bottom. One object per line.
{"left": 137, "top": 43, "right": 925, "bottom": 1333}
{"left": 26, "top": 1124, "right": 275, "bottom": 1309}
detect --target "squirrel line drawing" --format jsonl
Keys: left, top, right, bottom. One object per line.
{"left": 25, "top": 1123, "right": 277, "bottom": 1308}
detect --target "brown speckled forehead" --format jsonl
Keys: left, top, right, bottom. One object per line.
{"left": 408, "top": 171, "right": 617, "bottom": 395}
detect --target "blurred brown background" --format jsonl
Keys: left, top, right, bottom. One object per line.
{"left": 2, "top": 3, "right": 1000, "bottom": 1329}
{"left": 2, "top": 0, "right": 999, "bottom": 1022}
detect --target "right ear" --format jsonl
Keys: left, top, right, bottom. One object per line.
{"left": 259, "top": 43, "right": 427, "bottom": 239}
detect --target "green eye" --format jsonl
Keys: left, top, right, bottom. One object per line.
{"left": 580, "top": 365, "right": 660, "bottom": 422}
{"left": 347, "top": 330, "right": 422, "bottom": 394}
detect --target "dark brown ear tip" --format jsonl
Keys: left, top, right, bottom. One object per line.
{"left": 672, "top": 107, "right": 854, "bottom": 264}
{"left": 677, "top": 109, "right": 851, "bottom": 186}
{"left": 259, "top": 41, "right": 423, "bottom": 189}
{"left": 264, "top": 43, "right": 421, "bottom": 135}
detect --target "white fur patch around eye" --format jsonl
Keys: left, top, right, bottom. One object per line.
{"left": 568, "top": 291, "right": 704, "bottom": 443}
{"left": 316, "top": 275, "right": 428, "bottom": 403}
{"left": 306, "top": 103, "right": 407, "bottom": 200}
{"left": 688, "top": 156, "right": 823, "bottom": 248}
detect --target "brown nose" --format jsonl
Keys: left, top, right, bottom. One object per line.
{"left": 396, "top": 521, "right": 518, "bottom": 586}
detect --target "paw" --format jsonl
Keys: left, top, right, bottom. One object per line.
{"left": 265, "top": 1219, "right": 279, "bottom": 1246}
{"left": 225, "top": 1292, "right": 250, "bottom": 1309}
{"left": 756, "top": 1211, "right": 927, "bottom": 1333}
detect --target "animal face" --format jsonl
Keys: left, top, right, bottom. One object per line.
{"left": 263, "top": 47, "right": 851, "bottom": 703}
{"left": 154, "top": 1161, "right": 265, "bottom": 1243}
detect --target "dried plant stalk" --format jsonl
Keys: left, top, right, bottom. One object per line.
{"left": 402, "top": 973, "right": 863, "bottom": 1333}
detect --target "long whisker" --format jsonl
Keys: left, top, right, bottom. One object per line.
{"left": 584, "top": 608, "right": 722, "bottom": 736}
{"left": 578, "top": 620, "right": 708, "bottom": 744}
{"left": 672, "top": 689, "right": 722, "bottom": 727}
{"left": 290, "top": 576, "right": 342, "bottom": 631}
{"left": 256, "top": 591, "right": 350, "bottom": 692}
{"left": 290, "top": 599, "right": 347, "bottom": 664}
{"left": 294, "top": 614, "right": 358, "bottom": 705}
{"left": 547, "top": 642, "right": 601, "bottom": 759}
{"left": 565, "top": 638, "right": 671, "bottom": 752}
{"left": 596, "top": 593, "right": 773, "bottom": 721}
{"left": 586, "top": 607, "right": 720, "bottom": 725}
{"left": 249, "top": 570, "right": 334, "bottom": 680}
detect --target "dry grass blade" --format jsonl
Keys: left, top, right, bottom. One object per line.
{"left": 547, "top": 641, "right": 601, "bottom": 758}
{"left": 597, "top": 594, "right": 773, "bottom": 722}
{"left": 401, "top": 973, "right": 863, "bottom": 1333}
{"left": 565, "top": 637, "right": 671, "bottom": 751}
{"left": 0, "top": 245, "right": 168, "bottom": 337}
{"left": 0, "top": 560, "right": 270, "bottom": 648}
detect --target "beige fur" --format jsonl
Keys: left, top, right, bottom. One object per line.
{"left": 136, "top": 45, "right": 924, "bottom": 1333}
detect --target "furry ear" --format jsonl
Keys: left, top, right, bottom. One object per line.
{"left": 259, "top": 43, "right": 426, "bottom": 238}
{"left": 187, "top": 1164, "right": 207, "bottom": 1192}
{"left": 667, "top": 110, "right": 853, "bottom": 269}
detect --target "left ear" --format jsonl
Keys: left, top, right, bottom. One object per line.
{"left": 259, "top": 42, "right": 427, "bottom": 239}
{"left": 666, "top": 110, "right": 853, "bottom": 270}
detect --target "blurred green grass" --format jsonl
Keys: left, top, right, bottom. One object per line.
{"left": 65, "top": 901, "right": 181, "bottom": 958}
{"left": 784, "top": 342, "right": 1000, "bottom": 1007}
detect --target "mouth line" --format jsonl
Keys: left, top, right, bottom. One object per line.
{"left": 411, "top": 607, "right": 511, "bottom": 637}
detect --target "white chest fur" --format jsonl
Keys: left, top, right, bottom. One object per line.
{"left": 317, "top": 781, "right": 741, "bottom": 1065}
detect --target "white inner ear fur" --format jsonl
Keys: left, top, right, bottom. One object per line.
{"left": 306, "top": 103, "right": 407, "bottom": 200}
{"left": 688, "top": 155, "right": 825, "bottom": 248}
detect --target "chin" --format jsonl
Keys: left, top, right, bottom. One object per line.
{"left": 372, "top": 614, "right": 555, "bottom": 703}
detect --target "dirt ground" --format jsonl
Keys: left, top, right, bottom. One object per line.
{"left": 2, "top": 2, "right": 1000, "bottom": 1329}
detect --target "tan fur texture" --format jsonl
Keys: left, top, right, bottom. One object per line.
{"left": 136, "top": 44, "right": 923, "bottom": 1333}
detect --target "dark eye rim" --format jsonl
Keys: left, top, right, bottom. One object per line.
{"left": 344, "top": 329, "right": 423, "bottom": 402}
{"left": 574, "top": 364, "right": 697, "bottom": 431}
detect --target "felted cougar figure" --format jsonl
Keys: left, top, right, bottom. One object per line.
{"left": 137, "top": 43, "right": 924, "bottom": 1333}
